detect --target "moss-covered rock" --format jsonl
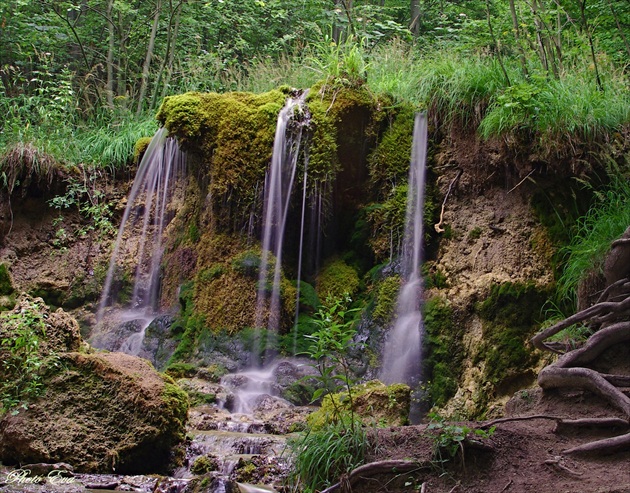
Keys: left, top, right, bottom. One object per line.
{"left": 475, "top": 281, "right": 552, "bottom": 398}
{"left": 0, "top": 296, "right": 188, "bottom": 474}
{"left": 307, "top": 380, "right": 410, "bottom": 429}
{"left": 317, "top": 258, "right": 360, "bottom": 301}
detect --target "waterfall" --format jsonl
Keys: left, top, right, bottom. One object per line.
{"left": 94, "top": 127, "right": 186, "bottom": 355}
{"left": 380, "top": 113, "right": 428, "bottom": 387}
{"left": 254, "top": 93, "right": 309, "bottom": 364}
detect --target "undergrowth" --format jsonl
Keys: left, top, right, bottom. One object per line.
{"left": 557, "top": 173, "right": 630, "bottom": 306}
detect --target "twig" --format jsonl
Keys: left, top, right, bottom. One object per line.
{"left": 434, "top": 169, "right": 462, "bottom": 233}
{"left": 448, "top": 482, "right": 461, "bottom": 493}
{"left": 500, "top": 479, "right": 513, "bottom": 492}
{"left": 507, "top": 168, "right": 536, "bottom": 194}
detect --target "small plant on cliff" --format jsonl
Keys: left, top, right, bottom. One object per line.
{"left": 0, "top": 299, "right": 56, "bottom": 414}
{"left": 425, "top": 413, "right": 495, "bottom": 473}
{"left": 303, "top": 293, "right": 360, "bottom": 423}
{"left": 288, "top": 294, "right": 366, "bottom": 492}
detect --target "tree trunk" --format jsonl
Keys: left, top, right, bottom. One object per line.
{"left": 410, "top": 0, "right": 421, "bottom": 37}
{"left": 136, "top": 0, "right": 162, "bottom": 116}
{"left": 485, "top": 0, "right": 511, "bottom": 86}
{"left": 579, "top": 0, "right": 603, "bottom": 91}
{"left": 606, "top": 0, "right": 630, "bottom": 59}
{"left": 509, "top": 0, "right": 529, "bottom": 76}
{"left": 106, "top": 0, "right": 115, "bottom": 108}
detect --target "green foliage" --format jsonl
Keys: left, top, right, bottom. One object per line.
{"left": 288, "top": 417, "right": 367, "bottom": 493}
{"left": 0, "top": 298, "right": 57, "bottom": 414}
{"left": 306, "top": 35, "right": 369, "bottom": 87}
{"left": 558, "top": 174, "right": 630, "bottom": 306}
{"left": 425, "top": 413, "right": 496, "bottom": 469}
{"left": 48, "top": 172, "right": 115, "bottom": 241}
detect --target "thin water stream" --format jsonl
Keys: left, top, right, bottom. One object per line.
{"left": 380, "top": 113, "right": 428, "bottom": 389}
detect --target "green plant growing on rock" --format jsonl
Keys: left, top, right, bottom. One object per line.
{"left": 303, "top": 293, "right": 360, "bottom": 425}
{"left": 0, "top": 298, "right": 57, "bottom": 414}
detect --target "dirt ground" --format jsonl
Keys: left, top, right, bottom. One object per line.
{"left": 357, "top": 387, "right": 630, "bottom": 493}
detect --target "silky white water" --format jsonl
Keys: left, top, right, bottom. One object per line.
{"left": 380, "top": 113, "right": 428, "bottom": 386}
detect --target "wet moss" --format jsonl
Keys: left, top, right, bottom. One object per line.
{"left": 133, "top": 137, "right": 153, "bottom": 164}
{"left": 475, "top": 282, "right": 552, "bottom": 394}
{"left": 0, "top": 264, "right": 14, "bottom": 296}
{"left": 157, "top": 90, "right": 287, "bottom": 230}
{"left": 368, "top": 104, "right": 416, "bottom": 198}
{"left": 371, "top": 274, "right": 401, "bottom": 323}
{"left": 423, "top": 296, "right": 461, "bottom": 408}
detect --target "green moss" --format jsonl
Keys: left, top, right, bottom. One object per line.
{"left": 0, "top": 264, "right": 14, "bottom": 296}
{"left": 317, "top": 258, "right": 360, "bottom": 301}
{"left": 231, "top": 250, "right": 261, "bottom": 278}
{"left": 191, "top": 455, "right": 218, "bottom": 475}
{"left": 372, "top": 275, "right": 401, "bottom": 323}
{"left": 133, "top": 137, "right": 153, "bottom": 164}
{"left": 423, "top": 296, "right": 460, "bottom": 407}
{"left": 164, "top": 362, "right": 197, "bottom": 379}
{"left": 475, "top": 282, "right": 552, "bottom": 392}
{"left": 307, "top": 380, "right": 410, "bottom": 430}
{"left": 157, "top": 90, "right": 287, "bottom": 230}
{"left": 368, "top": 104, "right": 416, "bottom": 198}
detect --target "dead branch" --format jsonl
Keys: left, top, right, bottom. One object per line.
{"left": 500, "top": 479, "right": 513, "bottom": 492}
{"left": 318, "top": 460, "right": 431, "bottom": 493}
{"left": 434, "top": 169, "right": 462, "bottom": 233}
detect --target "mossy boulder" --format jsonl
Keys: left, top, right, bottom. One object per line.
{"left": 307, "top": 380, "right": 410, "bottom": 430}
{"left": 0, "top": 296, "right": 188, "bottom": 474}
{"left": 317, "top": 258, "right": 360, "bottom": 301}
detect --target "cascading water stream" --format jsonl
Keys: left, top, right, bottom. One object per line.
{"left": 380, "top": 113, "right": 428, "bottom": 388}
{"left": 93, "top": 127, "right": 186, "bottom": 355}
{"left": 254, "top": 92, "right": 309, "bottom": 364}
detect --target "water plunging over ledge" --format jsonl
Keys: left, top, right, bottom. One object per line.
{"left": 380, "top": 113, "right": 428, "bottom": 388}
{"left": 254, "top": 92, "right": 309, "bottom": 364}
{"left": 91, "top": 128, "right": 186, "bottom": 354}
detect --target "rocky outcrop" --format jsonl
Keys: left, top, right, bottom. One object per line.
{"left": 0, "top": 296, "right": 188, "bottom": 474}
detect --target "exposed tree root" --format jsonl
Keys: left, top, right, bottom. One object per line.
{"left": 434, "top": 169, "right": 462, "bottom": 233}
{"left": 318, "top": 460, "right": 431, "bottom": 493}
{"left": 562, "top": 432, "right": 630, "bottom": 456}
{"left": 482, "top": 415, "right": 629, "bottom": 431}
{"left": 529, "top": 246, "right": 630, "bottom": 457}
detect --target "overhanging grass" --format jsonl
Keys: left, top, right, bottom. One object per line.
{"left": 557, "top": 175, "right": 630, "bottom": 305}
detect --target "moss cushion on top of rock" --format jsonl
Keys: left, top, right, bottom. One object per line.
{"left": 307, "top": 380, "right": 411, "bottom": 430}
